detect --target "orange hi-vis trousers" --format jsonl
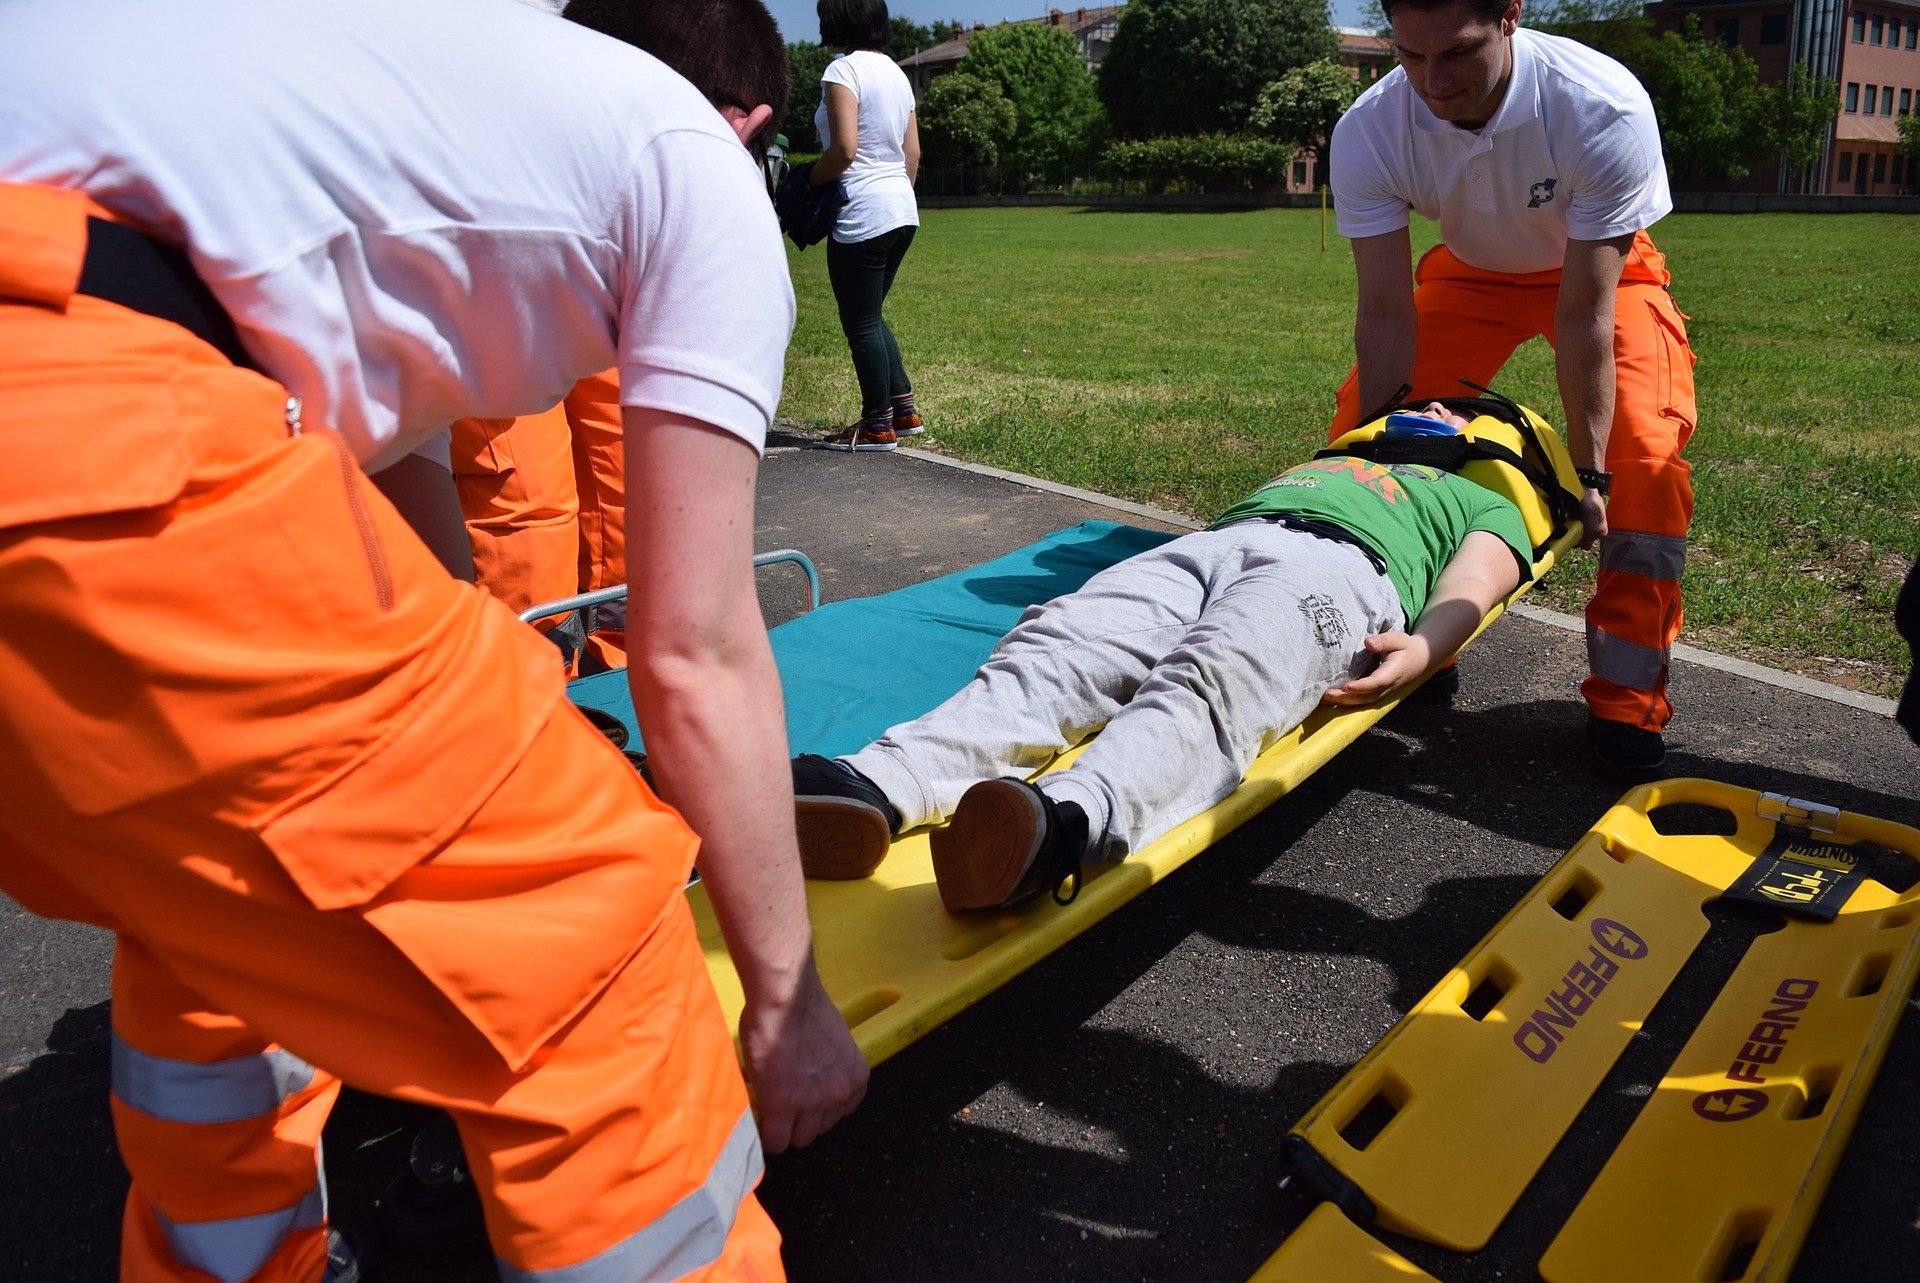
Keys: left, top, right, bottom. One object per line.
{"left": 0, "top": 184, "right": 781, "bottom": 1283}
{"left": 451, "top": 369, "right": 629, "bottom": 671}
{"left": 1332, "top": 231, "right": 1697, "bottom": 731}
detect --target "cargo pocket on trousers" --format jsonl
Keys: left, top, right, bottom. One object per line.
{"left": 252, "top": 626, "right": 689, "bottom": 1070}
{"left": 0, "top": 367, "right": 192, "bottom": 527}
{"left": 1648, "top": 298, "right": 1698, "bottom": 452}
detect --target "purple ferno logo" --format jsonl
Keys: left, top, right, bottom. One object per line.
{"left": 1511, "top": 919, "right": 1651, "bottom": 1064}
{"left": 1693, "top": 1088, "right": 1769, "bottom": 1123}
{"left": 1591, "top": 918, "right": 1648, "bottom": 960}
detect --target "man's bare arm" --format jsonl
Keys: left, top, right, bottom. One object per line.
{"left": 1556, "top": 233, "right": 1633, "bottom": 545}
{"left": 1322, "top": 530, "right": 1524, "bottom": 705}
{"left": 622, "top": 408, "right": 867, "bottom": 1153}
{"left": 1350, "top": 227, "right": 1418, "bottom": 415}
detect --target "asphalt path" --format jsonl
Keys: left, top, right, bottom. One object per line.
{"left": 3, "top": 438, "right": 1915, "bottom": 1281}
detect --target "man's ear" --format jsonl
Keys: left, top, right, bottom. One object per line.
{"left": 719, "top": 103, "right": 776, "bottom": 150}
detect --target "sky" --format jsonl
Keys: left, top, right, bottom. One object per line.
{"left": 764, "top": 0, "right": 1377, "bottom": 47}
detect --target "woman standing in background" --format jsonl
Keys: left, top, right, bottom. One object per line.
{"left": 811, "top": 0, "right": 922, "bottom": 451}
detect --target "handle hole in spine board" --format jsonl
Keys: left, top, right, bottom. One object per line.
{"left": 1785, "top": 1065, "right": 1837, "bottom": 1121}
{"left": 1336, "top": 1075, "right": 1409, "bottom": 1153}
{"left": 1703, "top": 1209, "right": 1769, "bottom": 1282}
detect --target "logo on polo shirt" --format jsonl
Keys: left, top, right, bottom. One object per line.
{"left": 1528, "top": 178, "right": 1558, "bottom": 208}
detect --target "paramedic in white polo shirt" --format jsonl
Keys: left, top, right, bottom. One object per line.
{"left": 0, "top": 0, "right": 863, "bottom": 1278}
{"left": 1326, "top": 0, "right": 1698, "bottom": 783}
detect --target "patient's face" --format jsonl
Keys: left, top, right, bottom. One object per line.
{"left": 1415, "top": 402, "right": 1471, "bottom": 431}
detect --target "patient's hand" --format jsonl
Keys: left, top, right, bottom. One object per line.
{"left": 1321, "top": 630, "right": 1436, "bottom": 705}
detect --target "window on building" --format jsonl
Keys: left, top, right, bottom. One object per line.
{"left": 1760, "top": 14, "right": 1788, "bottom": 43}
{"left": 1885, "top": 91, "right": 1896, "bottom": 116}
{"left": 1715, "top": 16, "right": 1740, "bottom": 44}
{"left": 1865, "top": 84, "right": 1878, "bottom": 114}
{"left": 1839, "top": 152, "right": 1854, "bottom": 181}
{"left": 1895, "top": 156, "right": 1907, "bottom": 185}
{"left": 1902, "top": 89, "right": 1913, "bottom": 115}
{"left": 1846, "top": 82, "right": 1859, "bottom": 111}
{"left": 1908, "top": 20, "right": 1917, "bottom": 49}
{"left": 1874, "top": 152, "right": 1887, "bottom": 183}
{"left": 1852, "top": 12, "right": 1865, "bottom": 41}
{"left": 1871, "top": 14, "right": 1883, "bottom": 44}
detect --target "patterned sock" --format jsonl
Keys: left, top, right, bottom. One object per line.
{"left": 891, "top": 393, "right": 918, "bottom": 420}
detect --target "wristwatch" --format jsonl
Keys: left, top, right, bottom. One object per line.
{"left": 1575, "top": 467, "right": 1612, "bottom": 496}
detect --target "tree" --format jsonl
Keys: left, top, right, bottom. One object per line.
{"left": 962, "top": 24, "right": 1109, "bottom": 175}
{"left": 1250, "top": 58, "right": 1358, "bottom": 179}
{"left": 1526, "top": 0, "right": 1655, "bottom": 63}
{"left": 887, "top": 17, "right": 935, "bottom": 63}
{"left": 918, "top": 73, "right": 1019, "bottom": 169}
{"left": 1768, "top": 61, "right": 1840, "bottom": 192}
{"left": 1896, "top": 110, "right": 1920, "bottom": 158}
{"left": 1632, "top": 14, "right": 1772, "bottom": 182}
{"left": 784, "top": 41, "right": 833, "bottom": 149}
{"left": 1097, "top": 0, "right": 1339, "bottom": 139}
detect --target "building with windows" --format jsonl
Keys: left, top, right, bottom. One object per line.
{"left": 1646, "top": 0, "right": 1919, "bottom": 194}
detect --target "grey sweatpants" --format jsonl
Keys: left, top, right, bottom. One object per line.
{"left": 844, "top": 521, "right": 1405, "bottom": 863}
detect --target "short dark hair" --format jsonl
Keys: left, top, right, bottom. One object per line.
{"left": 1381, "top": 0, "right": 1514, "bottom": 24}
{"left": 565, "top": 0, "right": 790, "bottom": 161}
{"left": 817, "top": 0, "right": 891, "bottom": 51}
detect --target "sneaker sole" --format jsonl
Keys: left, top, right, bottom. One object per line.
{"left": 929, "top": 778, "right": 1044, "bottom": 912}
{"left": 821, "top": 440, "right": 897, "bottom": 452}
{"left": 795, "top": 797, "right": 893, "bottom": 879}
{"left": 894, "top": 425, "right": 925, "bottom": 437}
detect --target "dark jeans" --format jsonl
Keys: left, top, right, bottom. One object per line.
{"left": 826, "top": 224, "right": 915, "bottom": 419}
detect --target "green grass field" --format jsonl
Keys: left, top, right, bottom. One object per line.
{"left": 777, "top": 209, "right": 1920, "bottom": 696}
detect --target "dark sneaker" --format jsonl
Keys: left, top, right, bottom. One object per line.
{"left": 1405, "top": 662, "right": 1459, "bottom": 706}
{"left": 893, "top": 410, "right": 924, "bottom": 437}
{"left": 1587, "top": 715, "right": 1667, "bottom": 784}
{"left": 792, "top": 754, "right": 898, "bottom": 879}
{"left": 822, "top": 421, "right": 897, "bottom": 452}
{"left": 929, "top": 778, "right": 1090, "bottom": 913}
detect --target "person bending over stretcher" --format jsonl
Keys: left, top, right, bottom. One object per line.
{"left": 792, "top": 403, "right": 1535, "bottom": 913}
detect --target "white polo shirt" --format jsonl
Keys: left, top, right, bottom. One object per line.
{"left": 1331, "top": 27, "right": 1671, "bottom": 275}
{"left": 0, "top": 0, "right": 793, "bottom": 472}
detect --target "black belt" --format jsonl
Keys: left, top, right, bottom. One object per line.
{"left": 76, "top": 217, "right": 257, "bottom": 369}
{"left": 1265, "top": 513, "right": 1389, "bottom": 578}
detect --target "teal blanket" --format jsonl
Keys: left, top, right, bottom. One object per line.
{"left": 568, "top": 520, "right": 1176, "bottom": 759}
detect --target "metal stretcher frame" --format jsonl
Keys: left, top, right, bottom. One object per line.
{"left": 517, "top": 547, "right": 822, "bottom": 627}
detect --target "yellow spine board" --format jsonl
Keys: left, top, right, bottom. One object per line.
{"left": 1540, "top": 801, "right": 1920, "bottom": 1283}
{"left": 1276, "top": 779, "right": 1920, "bottom": 1277}
{"left": 1251, "top": 1205, "right": 1439, "bottom": 1283}
{"left": 1287, "top": 810, "right": 1730, "bottom": 1250}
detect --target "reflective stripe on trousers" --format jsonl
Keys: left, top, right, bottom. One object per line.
{"left": 1587, "top": 625, "right": 1669, "bottom": 691}
{"left": 153, "top": 1167, "right": 327, "bottom": 1283}
{"left": 112, "top": 1035, "right": 325, "bottom": 1279}
{"left": 113, "top": 1034, "right": 315, "bottom": 1124}
{"left": 496, "top": 1109, "right": 764, "bottom": 1283}
{"left": 1599, "top": 529, "right": 1687, "bottom": 582}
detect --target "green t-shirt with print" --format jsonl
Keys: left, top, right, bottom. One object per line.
{"left": 1209, "top": 457, "right": 1533, "bottom": 622}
